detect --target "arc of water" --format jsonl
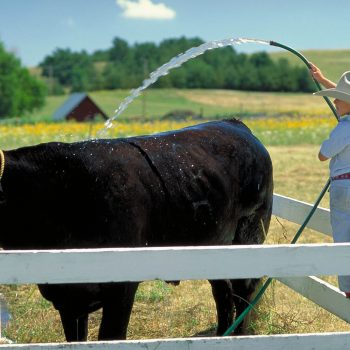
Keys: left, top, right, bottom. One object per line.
{"left": 96, "top": 37, "right": 269, "bottom": 138}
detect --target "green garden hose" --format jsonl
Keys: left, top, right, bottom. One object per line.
{"left": 270, "top": 41, "right": 339, "bottom": 121}
{"left": 223, "top": 40, "right": 339, "bottom": 336}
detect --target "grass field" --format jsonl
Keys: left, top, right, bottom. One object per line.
{"left": 23, "top": 47, "right": 350, "bottom": 124}
{"left": 0, "top": 86, "right": 346, "bottom": 342}
{"left": 12, "top": 86, "right": 338, "bottom": 124}
{"left": 23, "top": 45, "right": 350, "bottom": 123}
{"left": 1, "top": 144, "right": 348, "bottom": 343}
{"left": 270, "top": 48, "right": 350, "bottom": 83}
{"left": 0, "top": 117, "right": 350, "bottom": 343}
{"left": 1, "top": 79, "right": 339, "bottom": 150}
{"left": 0, "top": 116, "right": 337, "bottom": 152}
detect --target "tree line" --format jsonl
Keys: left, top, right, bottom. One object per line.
{"left": 40, "top": 36, "right": 314, "bottom": 94}
{"left": 0, "top": 36, "right": 315, "bottom": 118}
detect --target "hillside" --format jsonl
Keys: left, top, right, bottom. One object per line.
{"left": 270, "top": 49, "right": 350, "bottom": 83}
{"left": 29, "top": 47, "right": 350, "bottom": 90}
{"left": 21, "top": 88, "right": 334, "bottom": 123}
{"left": 23, "top": 48, "right": 349, "bottom": 122}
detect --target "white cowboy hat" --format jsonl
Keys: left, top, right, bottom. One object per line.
{"left": 314, "top": 71, "right": 350, "bottom": 103}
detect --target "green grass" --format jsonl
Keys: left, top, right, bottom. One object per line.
{"left": 2, "top": 145, "right": 349, "bottom": 343}
{"left": 251, "top": 124, "right": 333, "bottom": 146}
{"left": 0, "top": 84, "right": 345, "bottom": 342}
{"left": 270, "top": 49, "right": 350, "bottom": 83}
{"left": 16, "top": 87, "right": 335, "bottom": 125}
{"left": 16, "top": 89, "right": 208, "bottom": 123}
{"left": 135, "top": 280, "right": 172, "bottom": 303}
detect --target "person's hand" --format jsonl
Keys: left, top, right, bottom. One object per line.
{"left": 309, "top": 62, "right": 325, "bottom": 83}
{"left": 309, "top": 62, "right": 336, "bottom": 89}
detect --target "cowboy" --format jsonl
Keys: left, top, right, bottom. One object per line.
{"left": 311, "top": 65, "right": 350, "bottom": 298}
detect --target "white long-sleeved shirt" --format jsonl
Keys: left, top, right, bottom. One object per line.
{"left": 320, "top": 115, "right": 350, "bottom": 177}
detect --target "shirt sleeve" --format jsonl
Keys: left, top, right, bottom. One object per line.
{"left": 320, "top": 125, "right": 349, "bottom": 158}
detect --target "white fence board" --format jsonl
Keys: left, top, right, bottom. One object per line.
{"left": 1, "top": 244, "right": 350, "bottom": 284}
{"left": 272, "top": 195, "right": 350, "bottom": 321}
{"left": 0, "top": 193, "right": 346, "bottom": 349}
{"left": 2, "top": 332, "right": 350, "bottom": 350}
{"left": 277, "top": 276, "right": 350, "bottom": 323}
{"left": 272, "top": 193, "right": 331, "bottom": 236}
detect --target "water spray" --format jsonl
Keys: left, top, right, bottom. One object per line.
{"left": 97, "top": 37, "right": 272, "bottom": 137}
{"left": 223, "top": 40, "right": 338, "bottom": 336}
{"left": 98, "top": 37, "right": 338, "bottom": 137}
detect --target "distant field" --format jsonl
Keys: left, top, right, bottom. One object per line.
{"left": 20, "top": 87, "right": 336, "bottom": 124}
{"left": 0, "top": 115, "right": 337, "bottom": 150}
{"left": 23, "top": 47, "right": 349, "bottom": 123}
{"left": 270, "top": 48, "right": 350, "bottom": 83}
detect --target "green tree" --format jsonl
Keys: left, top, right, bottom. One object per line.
{"left": 169, "top": 68, "right": 187, "bottom": 88}
{"left": 275, "top": 58, "right": 299, "bottom": 92}
{"left": 132, "top": 42, "right": 158, "bottom": 70}
{"left": 39, "top": 35, "right": 314, "bottom": 93}
{"left": 109, "top": 37, "right": 130, "bottom": 62}
{"left": 158, "top": 37, "right": 204, "bottom": 64}
{"left": 186, "top": 61, "right": 216, "bottom": 88}
{"left": 295, "top": 66, "right": 314, "bottom": 92}
{"left": 102, "top": 63, "right": 128, "bottom": 89}
{"left": 40, "top": 49, "right": 95, "bottom": 90}
{"left": 0, "top": 42, "right": 46, "bottom": 118}
{"left": 91, "top": 49, "right": 110, "bottom": 62}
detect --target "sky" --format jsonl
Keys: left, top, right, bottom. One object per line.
{"left": 1, "top": 0, "right": 349, "bottom": 67}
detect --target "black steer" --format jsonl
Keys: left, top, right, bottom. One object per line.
{"left": 0, "top": 119, "right": 273, "bottom": 341}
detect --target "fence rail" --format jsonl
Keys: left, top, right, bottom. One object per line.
{"left": 0, "top": 193, "right": 348, "bottom": 350}
{"left": 272, "top": 193, "right": 331, "bottom": 236}
{"left": 271, "top": 194, "right": 350, "bottom": 324}
{"left": 2, "top": 332, "right": 350, "bottom": 350}
{"left": 0, "top": 243, "right": 349, "bottom": 284}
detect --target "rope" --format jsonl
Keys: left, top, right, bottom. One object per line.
{"left": 0, "top": 149, "right": 5, "bottom": 180}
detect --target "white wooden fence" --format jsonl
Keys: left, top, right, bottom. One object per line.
{"left": 272, "top": 194, "right": 350, "bottom": 324}
{"left": 1, "top": 193, "right": 350, "bottom": 349}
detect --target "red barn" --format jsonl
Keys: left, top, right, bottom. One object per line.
{"left": 53, "top": 93, "right": 108, "bottom": 122}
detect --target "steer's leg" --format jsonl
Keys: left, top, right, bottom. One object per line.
{"left": 230, "top": 278, "right": 261, "bottom": 335}
{"left": 209, "top": 279, "right": 235, "bottom": 335}
{"left": 98, "top": 282, "right": 139, "bottom": 340}
{"left": 229, "top": 209, "right": 270, "bottom": 335}
{"left": 58, "top": 310, "right": 88, "bottom": 342}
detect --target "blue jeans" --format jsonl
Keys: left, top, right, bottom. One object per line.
{"left": 330, "top": 179, "right": 350, "bottom": 292}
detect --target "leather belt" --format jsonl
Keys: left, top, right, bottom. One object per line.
{"left": 331, "top": 172, "right": 350, "bottom": 181}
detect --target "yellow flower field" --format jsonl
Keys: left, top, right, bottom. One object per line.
{"left": 0, "top": 115, "right": 337, "bottom": 150}
{"left": 246, "top": 115, "right": 336, "bottom": 130}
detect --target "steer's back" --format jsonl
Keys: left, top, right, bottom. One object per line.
{"left": 1, "top": 119, "right": 272, "bottom": 249}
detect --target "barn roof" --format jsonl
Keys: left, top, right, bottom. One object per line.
{"left": 53, "top": 93, "right": 88, "bottom": 121}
